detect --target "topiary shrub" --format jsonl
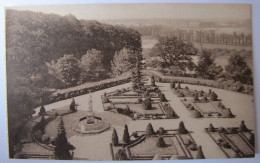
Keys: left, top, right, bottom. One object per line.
{"left": 192, "top": 110, "right": 202, "bottom": 118}
{"left": 137, "top": 97, "right": 143, "bottom": 103}
{"left": 156, "top": 136, "right": 166, "bottom": 147}
{"left": 201, "top": 95, "right": 208, "bottom": 102}
{"left": 39, "top": 105, "right": 46, "bottom": 115}
{"left": 112, "top": 129, "right": 119, "bottom": 146}
{"left": 196, "top": 146, "right": 205, "bottom": 159}
{"left": 143, "top": 99, "right": 152, "bottom": 110}
{"left": 115, "top": 89, "right": 121, "bottom": 95}
{"left": 185, "top": 86, "right": 189, "bottom": 90}
{"left": 189, "top": 105, "right": 195, "bottom": 110}
{"left": 183, "top": 138, "right": 192, "bottom": 145}
{"left": 102, "top": 96, "right": 110, "bottom": 104}
{"left": 193, "top": 94, "right": 199, "bottom": 102}
{"left": 160, "top": 93, "right": 167, "bottom": 102}
{"left": 177, "top": 82, "right": 181, "bottom": 89}
{"left": 178, "top": 121, "right": 188, "bottom": 134}
{"left": 209, "top": 92, "right": 218, "bottom": 101}
{"left": 123, "top": 125, "right": 130, "bottom": 144}
{"left": 249, "top": 133, "right": 255, "bottom": 146}
{"left": 186, "top": 103, "right": 191, "bottom": 108}
{"left": 158, "top": 127, "right": 165, "bottom": 135}
{"left": 115, "top": 149, "right": 128, "bottom": 160}
{"left": 178, "top": 92, "right": 185, "bottom": 97}
{"left": 208, "top": 124, "right": 215, "bottom": 132}
{"left": 184, "top": 98, "right": 187, "bottom": 101}
{"left": 170, "top": 81, "right": 175, "bottom": 89}
{"left": 218, "top": 127, "right": 225, "bottom": 133}
{"left": 221, "top": 142, "right": 231, "bottom": 149}
{"left": 225, "top": 109, "right": 234, "bottom": 118}
{"left": 239, "top": 120, "right": 248, "bottom": 132}
{"left": 70, "top": 98, "right": 76, "bottom": 112}
{"left": 146, "top": 123, "right": 155, "bottom": 135}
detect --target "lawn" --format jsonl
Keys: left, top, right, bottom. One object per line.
{"left": 113, "top": 103, "right": 163, "bottom": 115}
{"left": 194, "top": 102, "right": 218, "bottom": 114}
{"left": 129, "top": 136, "right": 179, "bottom": 156}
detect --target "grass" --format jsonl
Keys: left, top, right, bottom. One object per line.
{"left": 194, "top": 102, "right": 218, "bottom": 114}
{"left": 130, "top": 136, "right": 178, "bottom": 156}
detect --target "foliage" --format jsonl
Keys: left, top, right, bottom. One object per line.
{"left": 160, "top": 93, "right": 167, "bottom": 102}
{"left": 131, "top": 55, "right": 144, "bottom": 91}
{"left": 123, "top": 125, "right": 130, "bottom": 144}
{"left": 115, "top": 149, "right": 128, "bottom": 160}
{"left": 196, "top": 49, "right": 223, "bottom": 80}
{"left": 225, "top": 54, "right": 253, "bottom": 84}
{"left": 112, "top": 129, "right": 119, "bottom": 146}
{"left": 209, "top": 92, "right": 218, "bottom": 101}
{"left": 70, "top": 98, "right": 76, "bottom": 112}
{"left": 143, "top": 99, "right": 152, "bottom": 110}
{"left": 54, "top": 116, "right": 74, "bottom": 160}
{"left": 156, "top": 137, "right": 166, "bottom": 147}
{"left": 170, "top": 81, "right": 175, "bottom": 89}
{"left": 178, "top": 121, "right": 188, "bottom": 134}
{"left": 39, "top": 105, "right": 46, "bottom": 115}
{"left": 155, "top": 36, "right": 197, "bottom": 72}
{"left": 146, "top": 123, "right": 155, "bottom": 135}
{"left": 50, "top": 54, "right": 82, "bottom": 86}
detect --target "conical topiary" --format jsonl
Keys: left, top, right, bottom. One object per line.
{"left": 192, "top": 110, "right": 202, "bottom": 118}
{"left": 123, "top": 125, "right": 130, "bottom": 144}
{"left": 177, "top": 82, "right": 181, "bottom": 89}
{"left": 193, "top": 94, "right": 199, "bottom": 102}
{"left": 201, "top": 95, "right": 208, "bottom": 102}
{"left": 125, "top": 105, "right": 131, "bottom": 114}
{"left": 112, "top": 129, "right": 119, "bottom": 146}
{"left": 178, "top": 121, "right": 188, "bottom": 134}
{"left": 239, "top": 120, "right": 248, "bottom": 132}
{"left": 225, "top": 108, "right": 234, "bottom": 118}
{"left": 170, "top": 81, "right": 175, "bottom": 89}
{"left": 39, "top": 105, "right": 46, "bottom": 115}
{"left": 146, "top": 123, "right": 155, "bottom": 135}
{"left": 158, "top": 127, "right": 165, "bottom": 135}
{"left": 209, "top": 92, "right": 218, "bottom": 101}
{"left": 160, "top": 93, "right": 167, "bottom": 102}
{"left": 156, "top": 136, "right": 166, "bottom": 147}
{"left": 196, "top": 146, "right": 205, "bottom": 159}
{"left": 70, "top": 98, "right": 76, "bottom": 111}
{"left": 208, "top": 124, "right": 215, "bottom": 132}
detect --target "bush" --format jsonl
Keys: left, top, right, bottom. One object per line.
{"left": 201, "top": 95, "right": 208, "bottom": 102}
{"left": 221, "top": 142, "right": 231, "bottom": 149}
{"left": 103, "top": 105, "right": 111, "bottom": 111}
{"left": 160, "top": 93, "right": 167, "bottom": 102}
{"left": 38, "top": 105, "right": 46, "bottom": 115}
{"left": 178, "top": 121, "right": 188, "bottom": 134}
{"left": 158, "top": 127, "right": 165, "bottom": 135}
{"left": 137, "top": 97, "right": 143, "bottom": 103}
{"left": 164, "top": 107, "right": 177, "bottom": 118}
{"left": 112, "top": 129, "right": 119, "bottom": 146}
{"left": 115, "top": 149, "right": 128, "bottom": 160}
{"left": 192, "top": 110, "right": 202, "bottom": 118}
{"left": 156, "top": 137, "right": 166, "bottom": 147}
{"left": 143, "top": 99, "right": 152, "bottom": 110}
{"left": 177, "top": 82, "right": 181, "bottom": 89}
{"left": 183, "top": 138, "right": 192, "bottom": 145}
{"left": 178, "top": 92, "right": 184, "bottom": 97}
{"left": 102, "top": 96, "right": 110, "bottom": 104}
{"left": 170, "top": 81, "right": 175, "bottom": 88}
{"left": 239, "top": 120, "right": 248, "bottom": 132}
{"left": 209, "top": 92, "right": 218, "bottom": 101}
{"left": 189, "top": 144, "right": 197, "bottom": 151}
{"left": 125, "top": 105, "right": 131, "bottom": 114}
{"left": 193, "top": 94, "right": 199, "bottom": 102}
{"left": 146, "top": 123, "right": 155, "bottom": 135}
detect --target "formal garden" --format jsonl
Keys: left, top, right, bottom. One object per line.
{"left": 101, "top": 76, "right": 178, "bottom": 120}
{"left": 110, "top": 122, "right": 205, "bottom": 160}
{"left": 172, "top": 82, "right": 235, "bottom": 118}
{"left": 205, "top": 121, "right": 255, "bottom": 158}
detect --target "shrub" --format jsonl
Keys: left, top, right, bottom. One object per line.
{"left": 239, "top": 120, "right": 248, "bottom": 132}
{"left": 177, "top": 82, "right": 181, "bottom": 89}
{"left": 170, "top": 81, "right": 175, "bottom": 89}
{"left": 164, "top": 107, "right": 177, "bottom": 118}
{"left": 115, "top": 89, "right": 121, "bottom": 95}
{"left": 70, "top": 98, "right": 76, "bottom": 112}
{"left": 196, "top": 146, "right": 205, "bottom": 159}
{"left": 208, "top": 124, "right": 215, "bottom": 132}
{"left": 102, "top": 96, "right": 110, "bottom": 104}
{"left": 39, "top": 105, "right": 46, "bottom": 115}
{"left": 209, "top": 92, "right": 218, "bottom": 101}
{"left": 201, "top": 95, "right": 208, "bottom": 102}
{"left": 192, "top": 110, "right": 202, "bottom": 118}
{"left": 184, "top": 98, "right": 187, "bottom": 101}
{"left": 225, "top": 108, "right": 234, "bottom": 118}
{"left": 123, "top": 125, "right": 130, "bottom": 144}
{"left": 218, "top": 127, "right": 225, "bottom": 133}
{"left": 115, "top": 149, "right": 128, "bottom": 160}
{"left": 249, "top": 133, "right": 255, "bottom": 146}
{"left": 146, "top": 123, "right": 155, "bottom": 135}
{"left": 178, "top": 121, "right": 188, "bottom": 134}
{"left": 137, "top": 97, "right": 143, "bottom": 103}
{"left": 183, "top": 138, "right": 192, "bottom": 145}
{"left": 193, "top": 94, "right": 199, "bottom": 102}
{"left": 185, "top": 86, "right": 189, "bottom": 90}
{"left": 178, "top": 92, "right": 185, "bottom": 97}
{"left": 156, "top": 137, "right": 166, "bottom": 147}
{"left": 143, "top": 99, "right": 152, "bottom": 110}
{"left": 158, "top": 127, "right": 165, "bottom": 135}
{"left": 221, "top": 142, "right": 231, "bottom": 149}
{"left": 112, "top": 129, "right": 119, "bottom": 146}
{"left": 160, "top": 93, "right": 167, "bottom": 102}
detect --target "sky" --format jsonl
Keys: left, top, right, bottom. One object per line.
{"left": 8, "top": 3, "right": 251, "bottom": 20}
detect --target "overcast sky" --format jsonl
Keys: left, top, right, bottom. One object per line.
{"left": 9, "top": 3, "right": 251, "bottom": 20}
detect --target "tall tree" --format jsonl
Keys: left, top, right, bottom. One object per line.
{"left": 196, "top": 49, "right": 223, "bottom": 80}
{"left": 225, "top": 54, "right": 253, "bottom": 84}
{"left": 123, "top": 125, "right": 130, "bottom": 144}
{"left": 54, "top": 116, "right": 74, "bottom": 160}
{"left": 155, "top": 36, "right": 197, "bottom": 73}
{"left": 131, "top": 55, "right": 144, "bottom": 92}
{"left": 112, "top": 129, "right": 119, "bottom": 146}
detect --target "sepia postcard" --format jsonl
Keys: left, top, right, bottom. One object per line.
{"left": 5, "top": 3, "right": 255, "bottom": 160}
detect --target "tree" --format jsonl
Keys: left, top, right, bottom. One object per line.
{"left": 160, "top": 93, "right": 167, "bottom": 102}
{"left": 196, "top": 49, "right": 223, "bottom": 79}
{"left": 131, "top": 55, "right": 144, "bottom": 92}
{"left": 39, "top": 105, "right": 46, "bottom": 115}
{"left": 178, "top": 121, "right": 189, "bottom": 134}
{"left": 155, "top": 36, "right": 197, "bottom": 72}
{"left": 112, "top": 129, "right": 119, "bottom": 146}
{"left": 123, "top": 125, "right": 130, "bottom": 144}
{"left": 156, "top": 137, "right": 166, "bottom": 147}
{"left": 111, "top": 48, "right": 136, "bottom": 76}
{"left": 146, "top": 123, "right": 155, "bottom": 135}
{"left": 54, "top": 116, "right": 74, "bottom": 160}
{"left": 225, "top": 54, "right": 253, "bottom": 84}
{"left": 51, "top": 54, "right": 82, "bottom": 86}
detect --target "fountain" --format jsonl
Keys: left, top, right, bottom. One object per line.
{"left": 74, "top": 94, "right": 110, "bottom": 134}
